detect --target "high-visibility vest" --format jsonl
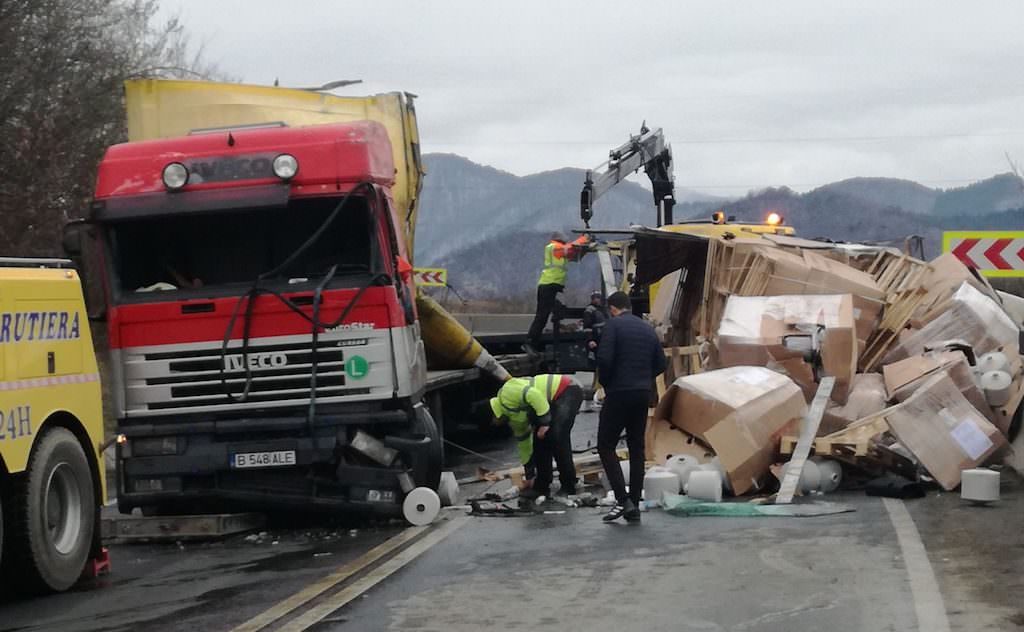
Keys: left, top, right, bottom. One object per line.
{"left": 492, "top": 374, "right": 569, "bottom": 464}
{"left": 538, "top": 237, "right": 587, "bottom": 286}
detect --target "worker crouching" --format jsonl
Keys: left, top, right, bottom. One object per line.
{"left": 491, "top": 374, "right": 584, "bottom": 498}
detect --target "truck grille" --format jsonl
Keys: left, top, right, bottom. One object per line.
{"left": 122, "top": 332, "right": 392, "bottom": 415}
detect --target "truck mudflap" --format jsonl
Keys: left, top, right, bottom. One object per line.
{"left": 116, "top": 404, "right": 442, "bottom": 516}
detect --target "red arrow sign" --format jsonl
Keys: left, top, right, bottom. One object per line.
{"left": 951, "top": 238, "right": 978, "bottom": 266}
{"left": 985, "top": 238, "right": 1013, "bottom": 269}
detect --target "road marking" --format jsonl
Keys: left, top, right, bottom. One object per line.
{"left": 279, "top": 515, "right": 469, "bottom": 632}
{"left": 882, "top": 498, "right": 951, "bottom": 632}
{"left": 231, "top": 525, "right": 429, "bottom": 632}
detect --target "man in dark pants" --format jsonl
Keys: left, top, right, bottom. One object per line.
{"left": 491, "top": 374, "right": 584, "bottom": 497}
{"left": 596, "top": 291, "right": 666, "bottom": 522}
{"left": 525, "top": 231, "right": 590, "bottom": 354}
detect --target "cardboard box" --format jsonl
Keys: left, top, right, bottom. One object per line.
{"left": 917, "top": 253, "right": 1001, "bottom": 314}
{"left": 821, "top": 373, "right": 888, "bottom": 435}
{"left": 656, "top": 366, "right": 806, "bottom": 494}
{"left": 644, "top": 418, "right": 715, "bottom": 465}
{"left": 885, "top": 351, "right": 1002, "bottom": 432}
{"left": 884, "top": 372, "right": 1007, "bottom": 490}
{"left": 883, "top": 282, "right": 1020, "bottom": 365}
{"left": 716, "top": 294, "right": 858, "bottom": 404}
{"left": 752, "top": 247, "right": 885, "bottom": 347}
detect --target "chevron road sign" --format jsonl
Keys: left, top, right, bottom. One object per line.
{"left": 413, "top": 267, "right": 448, "bottom": 287}
{"left": 943, "top": 231, "right": 1024, "bottom": 278}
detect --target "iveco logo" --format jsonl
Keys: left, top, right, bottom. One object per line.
{"left": 223, "top": 352, "right": 288, "bottom": 371}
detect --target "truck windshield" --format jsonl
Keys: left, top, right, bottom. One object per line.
{"left": 108, "top": 195, "right": 379, "bottom": 299}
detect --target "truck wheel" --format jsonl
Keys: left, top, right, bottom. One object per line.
{"left": 1, "top": 491, "right": 5, "bottom": 571}
{"left": 9, "top": 428, "right": 96, "bottom": 593}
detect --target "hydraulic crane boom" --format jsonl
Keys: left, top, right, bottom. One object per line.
{"left": 580, "top": 124, "right": 676, "bottom": 228}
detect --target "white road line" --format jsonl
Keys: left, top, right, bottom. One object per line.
{"left": 882, "top": 498, "right": 951, "bottom": 632}
{"left": 279, "top": 515, "right": 469, "bottom": 632}
{"left": 231, "top": 525, "right": 428, "bottom": 632}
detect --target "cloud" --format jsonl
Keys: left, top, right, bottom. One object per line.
{"left": 160, "top": 0, "right": 1024, "bottom": 195}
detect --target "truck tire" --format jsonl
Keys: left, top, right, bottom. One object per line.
{"left": 1, "top": 491, "right": 4, "bottom": 571}
{"left": 8, "top": 428, "right": 96, "bottom": 593}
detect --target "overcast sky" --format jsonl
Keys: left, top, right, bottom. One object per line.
{"left": 162, "top": 1, "right": 1024, "bottom": 196}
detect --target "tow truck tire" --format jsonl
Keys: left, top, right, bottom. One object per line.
{"left": 8, "top": 428, "right": 96, "bottom": 593}
{"left": 1, "top": 491, "right": 5, "bottom": 571}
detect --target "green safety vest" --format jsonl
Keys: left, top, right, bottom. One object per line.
{"left": 538, "top": 239, "right": 584, "bottom": 286}
{"left": 494, "top": 374, "right": 565, "bottom": 465}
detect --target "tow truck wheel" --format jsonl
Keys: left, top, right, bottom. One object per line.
{"left": 1, "top": 491, "right": 5, "bottom": 571}
{"left": 9, "top": 428, "right": 96, "bottom": 593}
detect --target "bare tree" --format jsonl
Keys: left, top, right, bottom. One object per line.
{"left": 0, "top": 0, "right": 221, "bottom": 256}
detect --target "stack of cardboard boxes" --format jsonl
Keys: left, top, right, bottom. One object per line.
{"left": 647, "top": 240, "right": 1023, "bottom": 497}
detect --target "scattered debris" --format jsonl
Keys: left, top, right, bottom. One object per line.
{"left": 645, "top": 240, "right": 1021, "bottom": 502}
{"left": 663, "top": 493, "right": 854, "bottom": 518}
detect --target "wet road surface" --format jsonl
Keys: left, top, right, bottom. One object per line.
{"left": 1, "top": 409, "right": 1022, "bottom": 631}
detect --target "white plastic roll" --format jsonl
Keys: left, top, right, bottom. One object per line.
{"left": 403, "top": 487, "right": 441, "bottom": 526}
{"left": 977, "top": 351, "right": 1011, "bottom": 375}
{"left": 812, "top": 458, "right": 843, "bottom": 493}
{"left": 665, "top": 455, "right": 701, "bottom": 489}
{"left": 700, "top": 458, "right": 733, "bottom": 494}
{"left": 619, "top": 459, "right": 630, "bottom": 483}
{"left": 437, "top": 471, "right": 459, "bottom": 507}
{"left": 960, "top": 468, "right": 1000, "bottom": 504}
{"left": 686, "top": 470, "right": 723, "bottom": 503}
{"left": 980, "top": 370, "right": 1013, "bottom": 407}
{"left": 780, "top": 459, "right": 821, "bottom": 494}
{"left": 643, "top": 467, "right": 681, "bottom": 506}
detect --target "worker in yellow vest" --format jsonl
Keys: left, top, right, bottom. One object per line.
{"left": 490, "top": 374, "right": 584, "bottom": 497}
{"left": 525, "top": 231, "right": 591, "bottom": 354}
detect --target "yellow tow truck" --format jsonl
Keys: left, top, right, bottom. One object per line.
{"left": 0, "top": 257, "right": 107, "bottom": 593}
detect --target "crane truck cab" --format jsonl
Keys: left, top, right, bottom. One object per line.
{"left": 0, "top": 258, "right": 105, "bottom": 593}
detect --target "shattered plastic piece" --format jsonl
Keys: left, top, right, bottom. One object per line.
{"left": 663, "top": 493, "right": 854, "bottom": 517}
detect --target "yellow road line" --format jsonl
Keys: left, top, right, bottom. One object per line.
{"left": 279, "top": 515, "right": 470, "bottom": 632}
{"left": 230, "top": 525, "right": 428, "bottom": 632}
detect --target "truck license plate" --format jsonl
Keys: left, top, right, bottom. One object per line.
{"left": 232, "top": 450, "right": 297, "bottom": 469}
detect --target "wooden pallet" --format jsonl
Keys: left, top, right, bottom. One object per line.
{"left": 859, "top": 288, "right": 929, "bottom": 371}
{"left": 781, "top": 410, "right": 892, "bottom": 457}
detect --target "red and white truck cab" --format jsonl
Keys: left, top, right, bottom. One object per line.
{"left": 81, "top": 120, "right": 440, "bottom": 516}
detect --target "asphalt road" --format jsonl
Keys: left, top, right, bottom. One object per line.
{"left": 1, "top": 409, "right": 1022, "bottom": 632}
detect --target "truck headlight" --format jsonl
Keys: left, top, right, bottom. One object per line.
{"left": 273, "top": 153, "right": 299, "bottom": 179}
{"left": 162, "top": 162, "right": 189, "bottom": 190}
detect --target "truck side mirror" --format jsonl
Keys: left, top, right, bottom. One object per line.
{"left": 62, "top": 220, "right": 86, "bottom": 258}
{"left": 62, "top": 219, "right": 106, "bottom": 321}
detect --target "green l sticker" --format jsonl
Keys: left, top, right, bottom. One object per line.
{"left": 345, "top": 355, "right": 369, "bottom": 380}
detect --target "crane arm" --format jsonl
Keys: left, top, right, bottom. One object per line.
{"left": 580, "top": 124, "right": 676, "bottom": 228}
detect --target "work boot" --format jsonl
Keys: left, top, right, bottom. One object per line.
{"left": 624, "top": 500, "right": 642, "bottom": 523}
{"left": 602, "top": 498, "right": 636, "bottom": 522}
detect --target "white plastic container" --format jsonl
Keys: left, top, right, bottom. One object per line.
{"left": 961, "top": 468, "right": 1000, "bottom": 504}
{"left": 665, "top": 455, "right": 701, "bottom": 489}
{"left": 643, "top": 466, "right": 681, "bottom": 506}
{"left": 977, "top": 351, "right": 1011, "bottom": 375}
{"left": 686, "top": 470, "right": 724, "bottom": 503}
{"left": 980, "top": 370, "right": 1013, "bottom": 407}
{"left": 812, "top": 458, "right": 843, "bottom": 493}
{"left": 780, "top": 459, "right": 821, "bottom": 494}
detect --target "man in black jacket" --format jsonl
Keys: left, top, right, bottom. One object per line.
{"left": 595, "top": 291, "right": 666, "bottom": 522}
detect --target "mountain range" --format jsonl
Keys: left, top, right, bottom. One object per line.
{"left": 413, "top": 153, "right": 1024, "bottom": 303}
